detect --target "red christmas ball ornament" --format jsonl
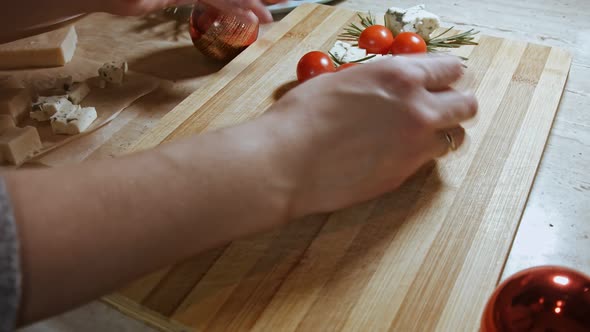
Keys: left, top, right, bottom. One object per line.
{"left": 189, "top": 3, "right": 259, "bottom": 61}
{"left": 481, "top": 266, "right": 590, "bottom": 332}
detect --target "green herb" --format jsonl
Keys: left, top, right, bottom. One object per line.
{"left": 338, "top": 13, "right": 376, "bottom": 41}
{"left": 427, "top": 27, "right": 479, "bottom": 52}
{"left": 329, "top": 51, "right": 376, "bottom": 66}
{"left": 337, "top": 13, "right": 479, "bottom": 58}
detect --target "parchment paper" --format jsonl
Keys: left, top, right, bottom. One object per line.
{"left": 0, "top": 12, "right": 225, "bottom": 169}
{"left": 0, "top": 56, "right": 161, "bottom": 167}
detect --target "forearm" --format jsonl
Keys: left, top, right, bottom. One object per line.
{"left": 4, "top": 115, "right": 293, "bottom": 324}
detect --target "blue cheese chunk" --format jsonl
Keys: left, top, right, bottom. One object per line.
{"left": 30, "top": 95, "right": 73, "bottom": 121}
{"left": 329, "top": 41, "right": 368, "bottom": 63}
{"left": 329, "top": 41, "right": 349, "bottom": 63}
{"left": 342, "top": 46, "right": 367, "bottom": 62}
{"left": 385, "top": 4, "right": 440, "bottom": 41}
{"left": 50, "top": 106, "right": 97, "bottom": 135}
{"left": 98, "top": 61, "right": 128, "bottom": 85}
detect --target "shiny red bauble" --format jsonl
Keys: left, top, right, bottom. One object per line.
{"left": 189, "top": 4, "right": 259, "bottom": 61}
{"left": 481, "top": 266, "right": 590, "bottom": 332}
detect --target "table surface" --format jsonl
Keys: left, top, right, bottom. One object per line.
{"left": 19, "top": 0, "right": 590, "bottom": 331}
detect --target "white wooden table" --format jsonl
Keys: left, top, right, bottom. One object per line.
{"left": 19, "top": 0, "right": 590, "bottom": 330}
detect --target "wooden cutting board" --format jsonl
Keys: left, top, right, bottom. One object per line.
{"left": 104, "top": 3, "right": 572, "bottom": 331}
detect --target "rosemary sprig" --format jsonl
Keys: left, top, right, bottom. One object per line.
{"left": 338, "top": 13, "right": 479, "bottom": 54}
{"left": 427, "top": 28, "right": 479, "bottom": 52}
{"left": 328, "top": 51, "right": 341, "bottom": 65}
{"left": 349, "top": 54, "right": 377, "bottom": 63}
{"left": 338, "top": 12, "right": 376, "bottom": 40}
{"left": 329, "top": 51, "right": 376, "bottom": 66}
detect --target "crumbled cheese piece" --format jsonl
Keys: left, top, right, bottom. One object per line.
{"left": 329, "top": 41, "right": 369, "bottom": 63}
{"left": 98, "top": 61, "right": 128, "bottom": 85}
{"left": 0, "top": 126, "right": 42, "bottom": 165}
{"left": 30, "top": 96, "right": 73, "bottom": 121}
{"left": 50, "top": 106, "right": 97, "bottom": 135}
{"left": 329, "top": 41, "right": 349, "bottom": 62}
{"left": 385, "top": 4, "right": 440, "bottom": 40}
{"left": 67, "top": 81, "right": 91, "bottom": 104}
{"left": 342, "top": 46, "right": 368, "bottom": 62}
{"left": 330, "top": 41, "right": 388, "bottom": 64}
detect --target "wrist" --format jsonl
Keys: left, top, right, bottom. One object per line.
{"left": 155, "top": 115, "right": 297, "bottom": 231}
{"left": 223, "top": 114, "right": 297, "bottom": 225}
{"left": 245, "top": 109, "right": 313, "bottom": 221}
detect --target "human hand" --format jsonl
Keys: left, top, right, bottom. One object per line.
{"left": 97, "top": 0, "right": 274, "bottom": 23}
{"left": 265, "top": 55, "right": 477, "bottom": 218}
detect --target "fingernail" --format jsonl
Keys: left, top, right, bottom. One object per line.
{"left": 264, "top": 13, "right": 274, "bottom": 23}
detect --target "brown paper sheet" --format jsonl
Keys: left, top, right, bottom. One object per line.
{"left": 0, "top": 13, "right": 224, "bottom": 169}
{"left": 29, "top": 73, "right": 159, "bottom": 164}
{"left": 0, "top": 56, "right": 161, "bottom": 167}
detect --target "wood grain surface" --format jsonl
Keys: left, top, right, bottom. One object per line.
{"left": 99, "top": 4, "right": 572, "bottom": 331}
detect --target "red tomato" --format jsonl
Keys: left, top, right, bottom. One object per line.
{"left": 297, "top": 51, "right": 335, "bottom": 83}
{"left": 358, "top": 25, "right": 394, "bottom": 55}
{"left": 336, "top": 63, "right": 358, "bottom": 71}
{"left": 391, "top": 32, "right": 427, "bottom": 55}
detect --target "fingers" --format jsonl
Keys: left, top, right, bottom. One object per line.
{"left": 411, "top": 55, "right": 464, "bottom": 91}
{"left": 202, "top": 0, "right": 273, "bottom": 24}
{"left": 246, "top": 0, "right": 274, "bottom": 23}
{"left": 423, "top": 89, "right": 478, "bottom": 128}
{"left": 433, "top": 126, "right": 466, "bottom": 157}
{"left": 171, "top": 0, "right": 202, "bottom": 7}
{"left": 224, "top": 7, "right": 260, "bottom": 24}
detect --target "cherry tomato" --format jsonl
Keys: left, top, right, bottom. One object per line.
{"left": 391, "top": 32, "right": 427, "bottom": 55}
{"left": 296, "top": 51, "right": 335, "bottom": 83}
{"left": 336, "top": 63, "right": 358, "bottom": 71}
{"left": 358, "top": 25, "right": 394, "bottom": 55}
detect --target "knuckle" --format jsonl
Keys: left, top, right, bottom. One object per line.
{"left": 385, "top": 58, "right": 422, "bottom": 88}
{"left": 414, "top": 107, "right": 438, "bottom": 129}
{"left": 440, "top": 108, "right": 455, "bottom": 124}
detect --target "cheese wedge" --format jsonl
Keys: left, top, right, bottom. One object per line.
{"left": 0, "top": 26, "right": 78, "bottom": 69}
{"left": 0, "top": 126, "right": 42, "bottom": 165}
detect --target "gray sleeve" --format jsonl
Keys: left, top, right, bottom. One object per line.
{"left": 0, "top": 180, "right": 20, "bottom": 332}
